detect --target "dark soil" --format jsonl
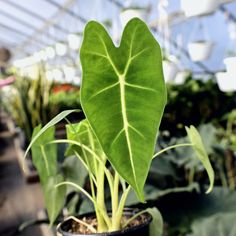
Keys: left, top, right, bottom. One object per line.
{"left": 69, "top": 213, "right": 149, "bottom": 234}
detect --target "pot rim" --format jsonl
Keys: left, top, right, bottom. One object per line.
{"left": 57, "top": 208, "right": 152, "bottom": 236}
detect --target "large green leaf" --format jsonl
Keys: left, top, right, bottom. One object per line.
{"left": 80, "top": 18, "right": 166, "bottom": 201}
{"left": 186, "top": 126, "right": 214, "bottom": 193}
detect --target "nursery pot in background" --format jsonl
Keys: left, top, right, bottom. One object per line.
{"left": 163, "top": 60, "right": 178, "bottom": 83}
{"left": 181, "top": 0, "right": 219, "bottom": 17}
{"left": 174, "top": 70, "right": 190, "bottom": 85}
{"left": 223, "top": 57, "right": 236, "bottom": 75}
{"left": 57, "top": 209, "right": 152, "bottom": 236}
{"left": 188, "top": 41, "right": 213, "bottom": 62}
{"left": 215, "top": 72, "right": 236, "bottom": 92}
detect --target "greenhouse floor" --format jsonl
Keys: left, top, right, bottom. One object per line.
{"left": 0, "top": 114, "right": 45, "bottom": 236}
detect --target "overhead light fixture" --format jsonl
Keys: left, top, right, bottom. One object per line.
{"left": 73, "top": 76, "right": 81, "bottom": 85}
{"left": 34, "top": 50, "right": 47, "bottom": 61}
{"left": 13, "top": 55, "right": 38, "bottom": 68}
{"left": 46, "top": 70, "right": 53, "bottom": 80}
{"left": 53, "top": 69, "right": 63, "bottom": 82}
{"left": 63, "top": 66, "right": 76, "bottom": 82}
{"left": 55, "top": 42, "right": 67, "bottom": 56}
{"left": 46, "top": 46, "right": 55, "bottom": 59}
{"left": 67, "top": 33, "right": 81, "bottom": 50}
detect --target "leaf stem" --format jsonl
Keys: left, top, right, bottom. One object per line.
{"left": 112, "top": 172, "right": 120, "bottom": 228}
{"left": 96, "top": 162, "right": 108, "bottom": 232}
{"left": 122, "top": 210, "right": 146, "bottom": 228}
{"left": 112, "top": 185, "right": 131, "bottom": 231}
{"left": 153, "top": 143, "right": 194, "bottom": 159}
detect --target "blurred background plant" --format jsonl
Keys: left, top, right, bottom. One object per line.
{"left": 1, "top": 70, "right": 81, "bottom": 146}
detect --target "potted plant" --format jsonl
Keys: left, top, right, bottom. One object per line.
{"left": 181, "top": 0, "right": 219, "bottom": 17}
{"left": 188, "top": 40, "right": 214, "bottom": 62}
{"left": 24, "top": 18, "right": 214, "bottom": 236}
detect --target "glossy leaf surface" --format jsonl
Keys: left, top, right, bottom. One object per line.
{"left": 80, "top": 18, "right": 166, "bottom": 201}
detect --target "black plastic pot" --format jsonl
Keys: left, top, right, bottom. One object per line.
{"left": 57, "top": 209, "right": 152, "bottom": 236}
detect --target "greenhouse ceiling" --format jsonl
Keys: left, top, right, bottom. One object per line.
{"left": 0, "top": 0, "right": 236, "bottom": 76}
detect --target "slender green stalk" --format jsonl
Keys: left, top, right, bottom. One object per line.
{"left": 55, "top": 181, "right": 112, "bottom": 229}
{"left": 153, "top": 143, "right": 194, "bottom": 159}
{"left": 96, "top": 162, "right": 108, "bottom": 232}
{"left": 112, "top": 185, "right": 131, "bottom": 231}
{"left": 65, "top": 216, "right": 97, "bottom": 233}
{"left": 188, "top": 167, "right": 195, "bottom": 184}
{"left": 122, "top": 210, "right": 146, "bottom": 228}
{"left": 74, "top": 152, "right": 97, "bottom": 186}
{"left": 111, "top": 172, "right": 120, "bottom": 228}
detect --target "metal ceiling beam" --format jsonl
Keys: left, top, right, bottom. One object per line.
{"left": 0, "top": 9, "right": 36, "bottom": 30}
{"left": 0, "top": 22, "right": 51, "bottom": 48}
{"left": 3, "top": 0, "right": 70, "bottom": 34}
{"left": 220, "top": 5, "right": 236, "bottom": 22}
{"left": 12, "top": 0, "right": 78, "bottom": 57}
{"left": 46, "top": 0, "right": 87, "bottom": 24}
{"left": 106, "top": 0, "right": 124, "bottom": 8}
{"left": 0, "top": 39, "right": 15, "bottom": 47}
{"left": 0, "top": 9, "right": 62, "bottom": 42}
{"left": 0, "top": 34, "right": 17, "bottom": 45}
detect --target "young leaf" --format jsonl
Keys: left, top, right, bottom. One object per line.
{"left": 23, "top": 109, "right": 79, "bottom": 163}
{"left": 185, "top": 125, "right": 214, "bottom": 193}
{"left": 80, "top": 18, "right": 166, "bottom": 201}
{"left": 146, "top": 207, "right": 163, "bottom": 236}
{"left": 65, "top": 120, "right": 105, "bottom": 174}
{"left": 31, "top": 126, "right": 66, "bottom": 226}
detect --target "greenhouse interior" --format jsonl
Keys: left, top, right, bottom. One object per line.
{"left": 0, "top": 0, "right": 236, "bottom": 235}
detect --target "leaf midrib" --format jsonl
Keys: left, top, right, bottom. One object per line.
{"left": 96, "top": 31, "right": 139, "bottom": 186}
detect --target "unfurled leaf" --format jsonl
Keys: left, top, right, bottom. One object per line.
{"left": 186, "top": 125, "right": 214, "bottom": 193}
{"left": 24, "top": 109, "right": 79, "bottom": 162}
{"left": 31, "top": 125, "right": 66, "bottom": 226}
{"left": 80, "top": 18, "right": 166, "bottom": 201}
{"left": 65, "top": 120, "right": 105, "bottom": 174}
{"left": 146, "top": 207, "right": 163, "bottom": 236}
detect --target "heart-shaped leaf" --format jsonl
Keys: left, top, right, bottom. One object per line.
{"left": 80, "top": 18, "right": 166, "bottom": 201}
